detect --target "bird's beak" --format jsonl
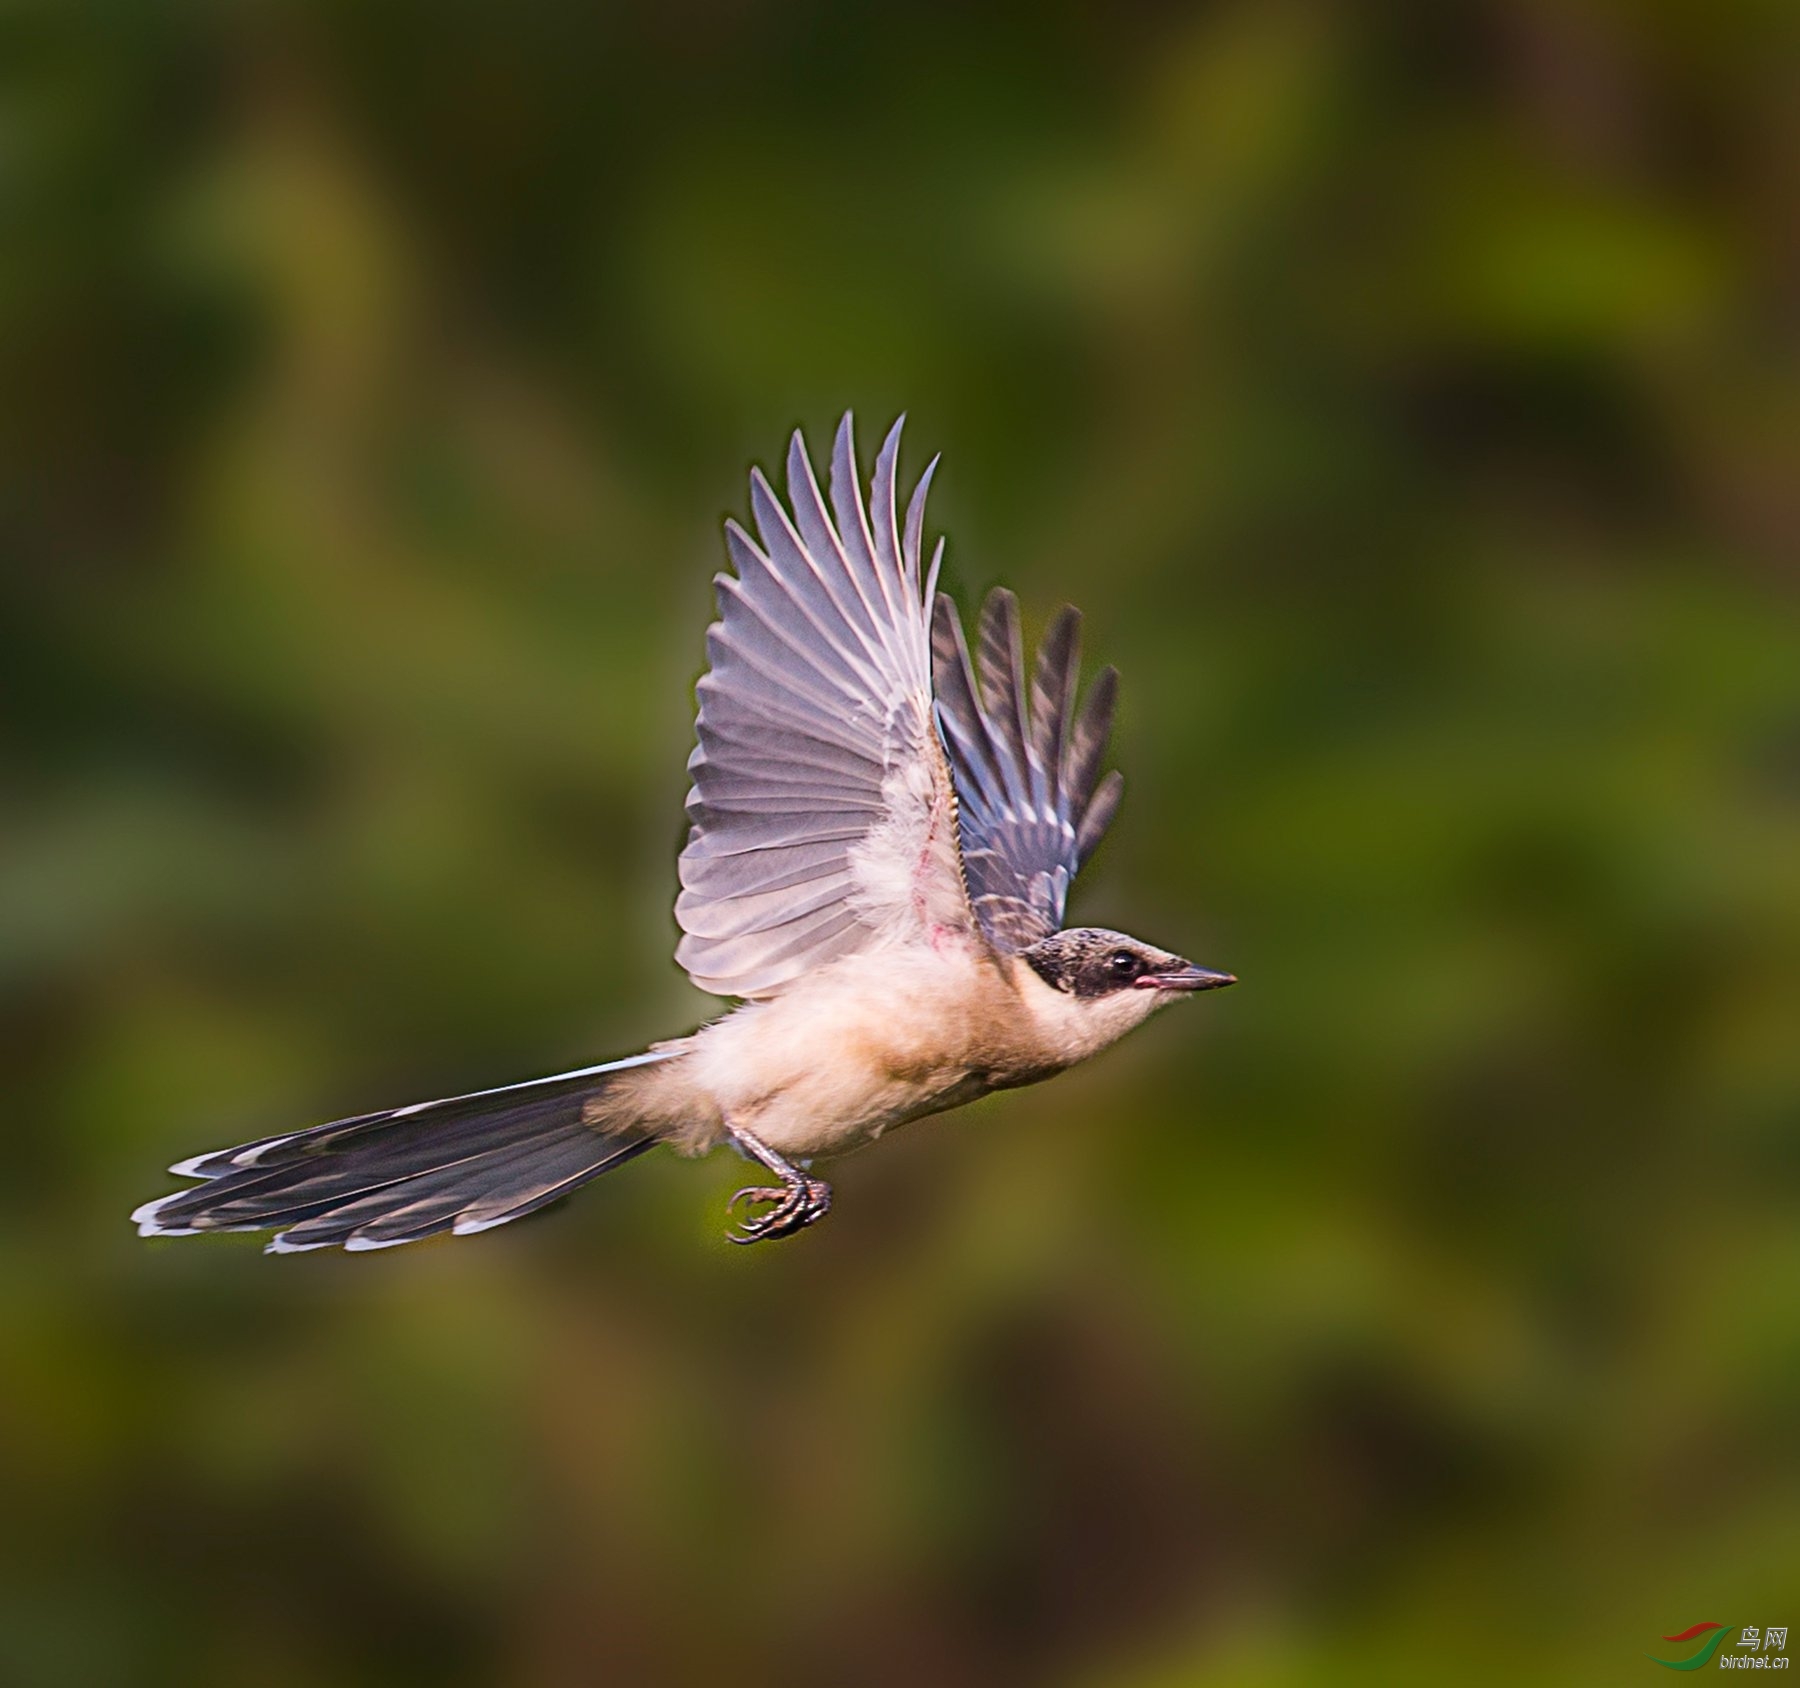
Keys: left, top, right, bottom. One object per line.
{"left": 1135, "top": 964, "right": 1237, "bottom": 992}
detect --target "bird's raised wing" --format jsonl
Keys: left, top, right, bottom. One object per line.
{"left": 676, "top": 416, "right": 975, "bottom": 1000}
{"left": 930, "top": 588, "right": 1123, "bottom": 951}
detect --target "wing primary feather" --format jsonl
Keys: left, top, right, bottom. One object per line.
{"left": 904, "top": 456, "right": 939, "bottom": 593}
{"left": 1075, "top": 768, "right": 1124, "bottom": 862}
{"left": 975, "top": 589, "right": 1035, "bottom": 809}
{"left": 738, "top": 492, "right": 889, "bottom": 691}
{"left": 779, "top": 432, "right": 904, "bottom": 684}
{"left": 930, "top": 587, "right": 1125, "bottom": 952}
{"left": 678, "top": 415, "right": 976, "bottom": 998}
{"left": 871, "top": 415, "right": 905, "bottom": 586}
{"left": 698, "top": 645, "right": 879, "bottom": 756}
{"left": 783, "top": 429, "right": 848, "bottom": 571}
{"left": 1063, "top": 662, "right": 1118, "bottom": 811}
{"left": 922, "top": 533, "right": 944, "bottom": 607}
{"left": 1031, "top": 606, "right": 1081, "bottom": 816}
{"left": 743, "top": 479, "right": 893, "bottom": 682}
{"left": 829, "top": 414, "right": 902, "bottom": 634}
{"left": 712, "top": 569, "right": 892, "bottom": 728}
{"left": 694, "top": 728, "right": 883, "bottom": 792}
{"left": 931, "top": 594, "right": 1011, "bottom": 797}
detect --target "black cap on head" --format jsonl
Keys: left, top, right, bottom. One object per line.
{"left": 1023, "top": 928, "right": 1234, "bottom": 998}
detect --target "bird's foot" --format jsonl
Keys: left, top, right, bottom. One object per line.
{"left": 725, "top": 1175, "right": 832, "bottom": 1245}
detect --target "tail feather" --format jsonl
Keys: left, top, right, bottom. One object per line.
{"left": 271, "top": 1135, "right": 656, "bottom": 1254}
{"left": 132, "top": 1052, "right": 674, "bottom": 1254}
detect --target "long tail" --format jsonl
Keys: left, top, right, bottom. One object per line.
{"left": 131, "top": 1052, "right": 676, "bottom": 1254}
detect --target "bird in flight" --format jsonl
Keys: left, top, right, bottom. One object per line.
{"left": 133, "top": 416, "right": 1234, "bottom": 1253}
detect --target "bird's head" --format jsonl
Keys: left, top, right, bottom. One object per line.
{"left": 1016, "top": 927, "right": 1235, "bottom": 1063}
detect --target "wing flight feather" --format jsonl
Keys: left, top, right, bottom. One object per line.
{"left": 676, "top": 416, "right": 972, "bottom": 1000}
{"left": 931, "top": 589, "right": 1122, "bottom": 951}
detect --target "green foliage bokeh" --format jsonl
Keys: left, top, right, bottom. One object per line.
{"left": 3, "top": 3, "right": 1798, "bottom": 1685}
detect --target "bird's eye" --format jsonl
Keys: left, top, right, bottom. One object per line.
{"left": 1109, "top": 950, "right": 1141, "bottom": 979}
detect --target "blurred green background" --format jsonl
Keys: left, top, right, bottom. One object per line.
{"left": 5, "top": 1, "right": 1799, "bottom": 1684}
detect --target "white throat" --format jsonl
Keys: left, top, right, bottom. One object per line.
{"left": 1012, "top": 960, "right": 1170, "bottom": 1069}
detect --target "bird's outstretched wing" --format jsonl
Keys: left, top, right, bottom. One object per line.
{"left": 930, "top": 589, "right": 1123, "bottom": 951}
{"left": 676, "top": 415, "right": 975, "bottom": 1000}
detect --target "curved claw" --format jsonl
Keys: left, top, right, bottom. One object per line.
{"left": 723, "top": 1176, "right": 833, "bottom": 1246}
{"left": 726, "top": 1183, "right": 795, "bottom": 1244}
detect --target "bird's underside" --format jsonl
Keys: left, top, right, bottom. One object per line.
{"left": 132, "top": 415, "right": 1232, "bottom": 1254}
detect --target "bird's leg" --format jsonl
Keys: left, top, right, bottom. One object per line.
{"left": 724, "top": 1125, "right": 833, "bottom": 1245}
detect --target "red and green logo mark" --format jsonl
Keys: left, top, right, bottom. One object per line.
{"left": 1650, "top": 1623, "right": 1734, "bottom": 1670}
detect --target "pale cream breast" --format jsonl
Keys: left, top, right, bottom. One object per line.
{"left": 678, "top": 936, "right": 1012, "bottom": 1158}
{"left": 636, "top": 933, "right": 1176, "bottom": 1163}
